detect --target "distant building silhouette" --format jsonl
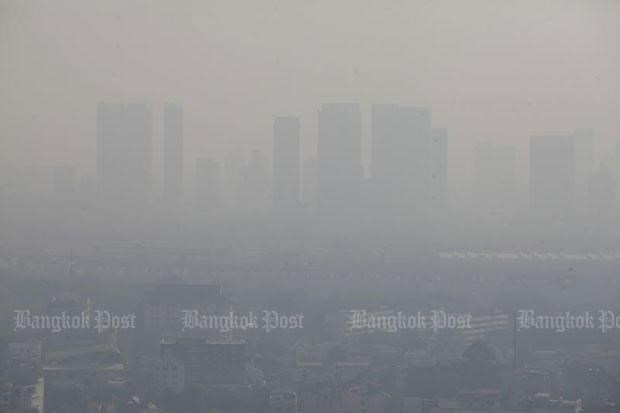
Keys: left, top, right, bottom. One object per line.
{"left": 163, "top": 103, "right": 184, "bottom": 200}
{"left": 96, "top": 102, "right": 153, "bottom": 205}
{"left": 273, "top": 117, "right": 301, "bottom": 214}
{"left": 529, "top": 135, "right": 575, "bottom": 210}
{"left": 318, "top": 104, "right": 362, "bottom": 215}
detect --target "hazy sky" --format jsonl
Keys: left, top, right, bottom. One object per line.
{"left": 1, "top": 0, "right": 619, "bottom": 186}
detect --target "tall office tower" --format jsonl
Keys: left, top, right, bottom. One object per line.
{"left": 430, "top": 128, "right": 448, "bottom": 207}
{"left": 195, "top": 158, "right": 220, "bottom": 207}
{"left": 573, "top": 127, "right": 594, "bottom": 206}
{"left": 317, "top": 103, "right": 362, "bottom": 215}
{"left": 474, "top": 142, "right": 516, "bottom": 208}
{"left": 273, "top": 117, "right": 301, "bottom": 214}
{"left": 96, "top": 103, "right": 153, "bottom": 206}
{"left": 163, "top": 103, "right": 184, "bottom": 200}
{"left": 371, "top": 104, "right": 432, "bottom": 210}
{"left": 529, "top": 135, "right": 575, "bottom": 210}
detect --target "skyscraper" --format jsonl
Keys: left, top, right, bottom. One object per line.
{"left": 273, "top": 117, "right": 300, "bottom": 214}
{"left": 529, "top": 135, "right": 575, "bottom": 210}
{"left": 317, "top": 104, "right": 362, "bottom": 215}
{"left": 163, "top": 103, "right": 184, "bottom": 200}
{"left": 96, "top": 103, "right": 153, "bottom": 205}
{"left": 371, "top": 104, "right": 432, "bottom": 209}
{"left": 430, "top": 128, "right": 448, "bottom": 207}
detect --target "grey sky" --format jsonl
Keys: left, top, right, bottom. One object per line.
{"left": 1, "top": 0, "right": 619, "bottom": 186}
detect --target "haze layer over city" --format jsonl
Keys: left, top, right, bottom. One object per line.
{"left": 1, "top": 1, "right": 620, "bottom": 413}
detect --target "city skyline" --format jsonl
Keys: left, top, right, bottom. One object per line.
{"left": 2, "top": 2, "right": 620, "bottom": 412}
{"left": 1, "top": 1, "right": 619, "bottom": 186}
{"left": 2, "top": 100, "right": 617, "bottom": 215}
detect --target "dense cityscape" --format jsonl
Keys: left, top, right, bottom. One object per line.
{"left": 2, "top": 1, "right": 620, "bottom": 412}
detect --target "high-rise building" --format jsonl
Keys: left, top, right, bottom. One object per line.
{"left": 96, "top": 103, "right": 153, "bottom": 205}
{"left": 529, "top": 135, "right": 575, "bottom": 210}
{"left": 163, "top": 103, "right": 184, "bottom": 200}
{"left": 195, "top": 158, "right": 220, "bottom": 207}
{"left": 273, "top": 117, "right": 300, "bottom": 213}
{"left": 317, "top": 104, "right": 362, "bottom": 215}
{"left": 430, "top": 128, "right": 448, "bottom": 207}
{"left": 474, "top": 142, "right": 516, "bottom": 208}
{"left": 371, "top": 104, "right": 432, "bottom": 209}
